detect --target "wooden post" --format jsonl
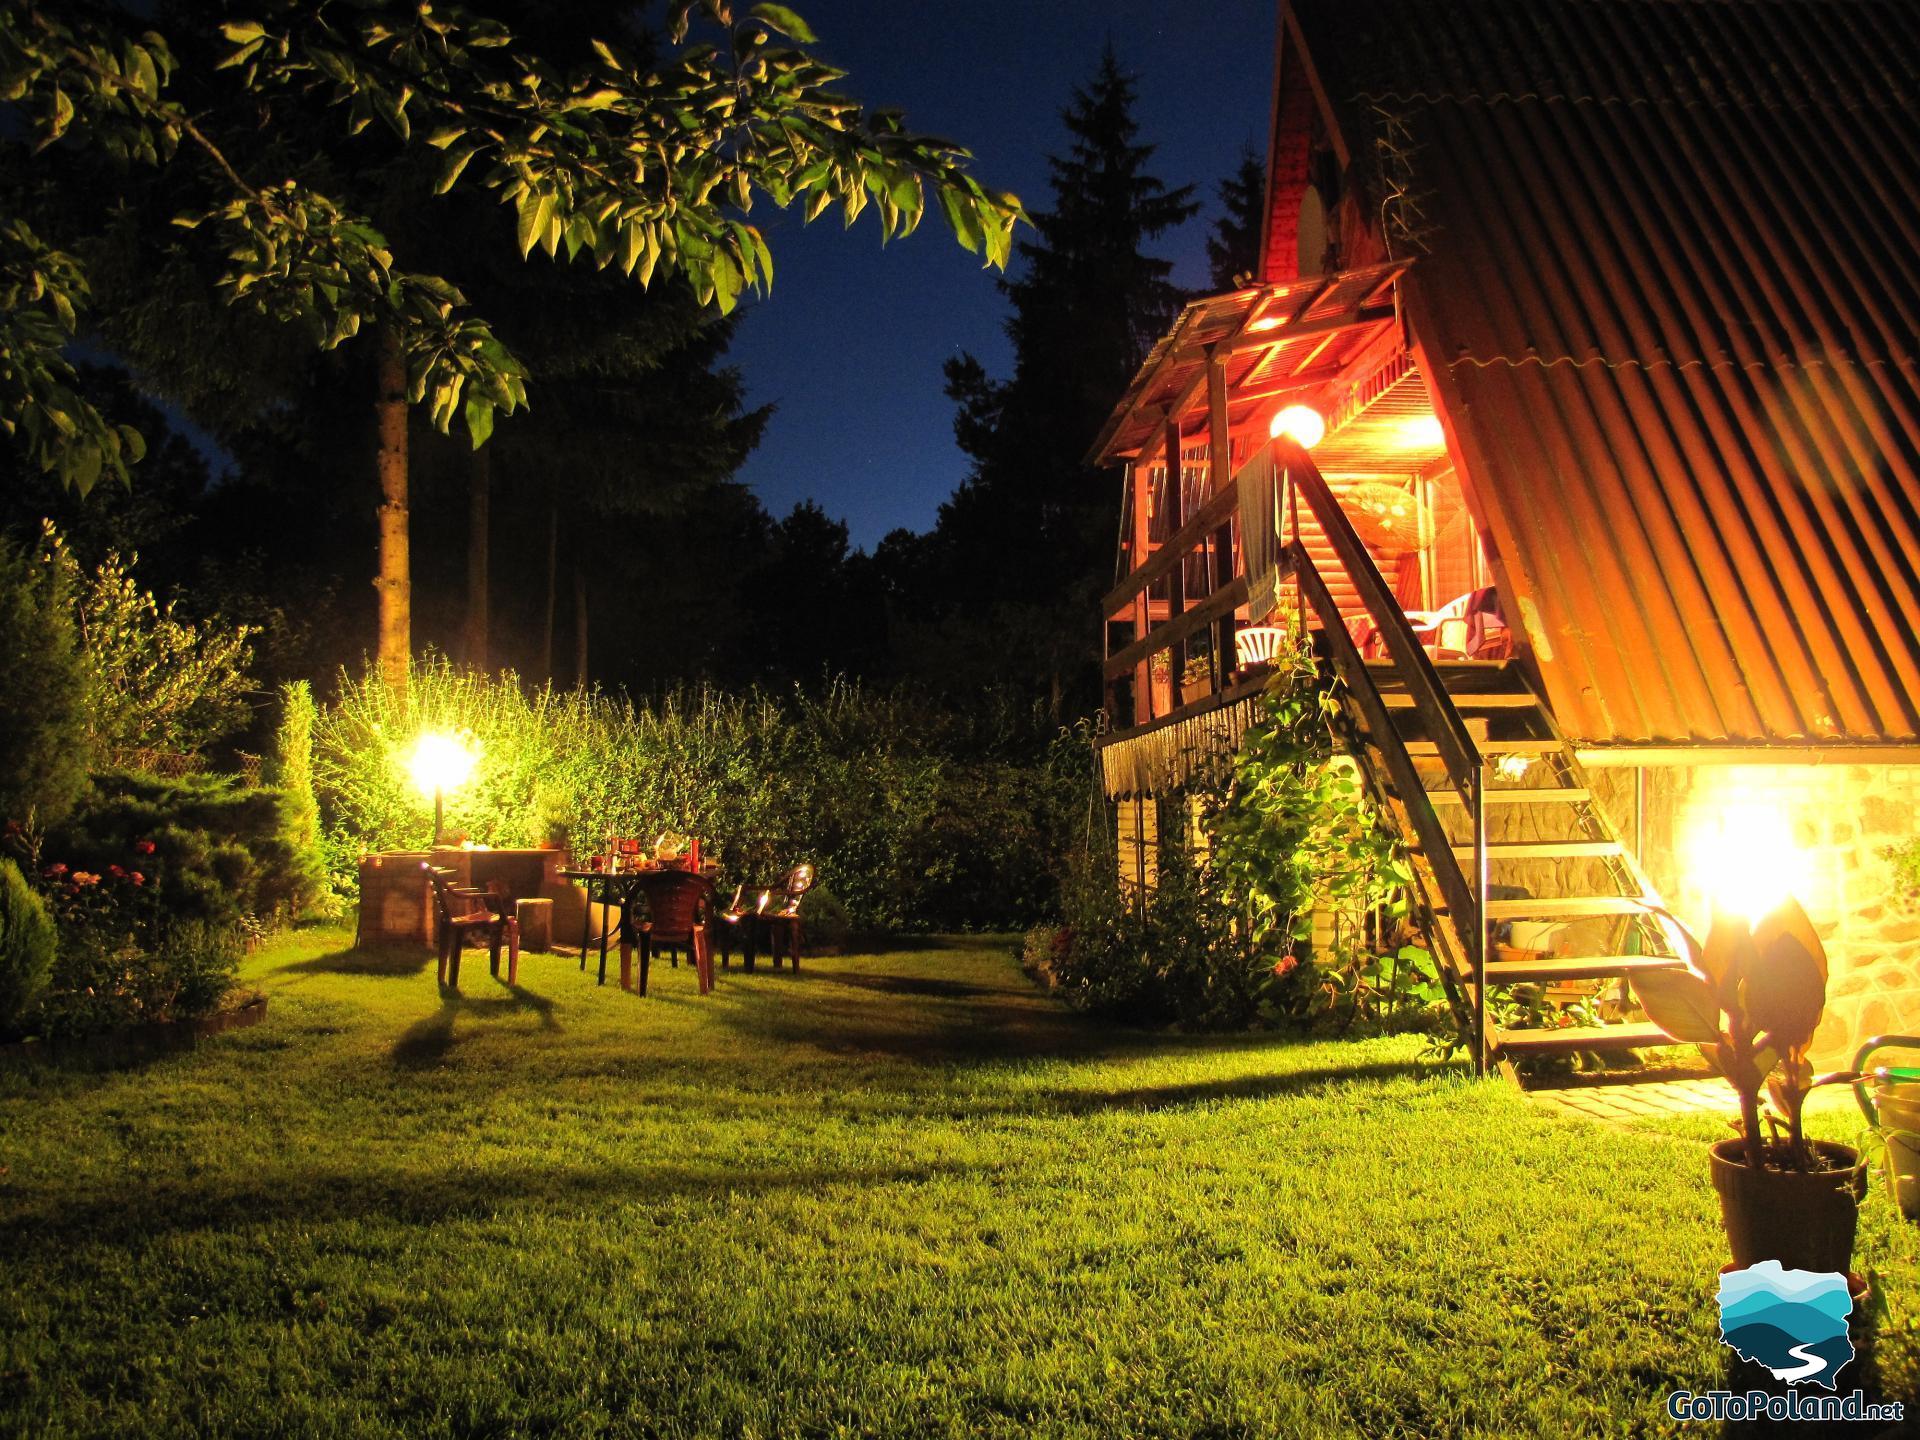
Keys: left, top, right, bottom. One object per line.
{"left": 464, "top": 444, "right": 490, "bottom": 670}
{"left": 1207, "top": 351, "right": 1236, "bottom": 693}
{"left": 1130, "top": 461, "right": 1152, "bottom": 724}
{"left": 573, "top": 565, "right": 589, "bottom": 690}
{"left": 541, "top": 507, "right": 558, "bottom": 684}
{"left": 373, "top": 326, "right": 410, "bottom": 698}
{"left": 1162, "top": 421, "right": 1185, "bottom": 710}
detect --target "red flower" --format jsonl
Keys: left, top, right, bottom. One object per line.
{"left": 133, "top": 840, "right": 157, "bottom": 856}
{"left": 128, "top": 872, "right": 145, "bottom": 886}
{"left": 72, "top": 871, "right": 100, "bottom": 887}
{"left": 107, "top": 865, "right": 125, "bottom": 879}
{"left": 1273, "top": 955, "right": 1300, "bottom": 979}
{"left": 42, "top": 863, "right": 67, "bottom": 878}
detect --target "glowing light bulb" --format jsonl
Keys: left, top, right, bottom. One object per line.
{"left": 1686, "top": 801, "right": 1806, "bottom": 925}
{"left": 1269, "top": 405, "right": 1326, "bottom": 449}
{"left": 1401, "top": 415, "right": 1446, "bottom": 448}
{"left": 407, "top": 732, "right": 478, "bottom": 801}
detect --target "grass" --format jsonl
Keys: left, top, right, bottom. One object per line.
{"left": 2, "top": 930, "right": 1917, "bottom": 1438}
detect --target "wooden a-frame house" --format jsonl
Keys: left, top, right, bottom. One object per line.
{"left": 1093, "top": 0, "right": 1920, "bottom": 1073}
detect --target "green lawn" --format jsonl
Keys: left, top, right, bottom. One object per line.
{"left": 3, "top": 930, "right": 1917, "bottom": 1437}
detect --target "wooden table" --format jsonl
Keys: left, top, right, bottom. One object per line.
{"left": 560, "top": 867, "right": 718, "bottom": 986}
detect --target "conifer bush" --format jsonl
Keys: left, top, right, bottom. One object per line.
{"left": 0, "top": 857, "right": 57, "bottom": 1037}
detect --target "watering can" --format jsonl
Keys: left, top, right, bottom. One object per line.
{"left": 1853, "top": 1035, "right": 1920, "bottom": 1219}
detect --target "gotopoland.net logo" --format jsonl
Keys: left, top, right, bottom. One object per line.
{"left": 1666, "top": 1261, "right": 1905, "bottom": 1424}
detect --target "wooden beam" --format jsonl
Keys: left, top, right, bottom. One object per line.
{"left": 1104, "top": 577, "right": 1251, "bottom": 679}
{"left": 1102, "top": 476, "right": 1241, "bottom": 618}
{"left": 1207, "top": 352, "right": 1236, "bottom": 694}
{"left": 1162, "top": 423, "right": 1186, "bottom": 709}
{"left": 1131, "top": 460, "right": 1151, "bottom": 724}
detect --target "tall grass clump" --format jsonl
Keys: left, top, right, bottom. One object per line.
{"left": 311, "top": 659, "right": 1079, "bottom": 932}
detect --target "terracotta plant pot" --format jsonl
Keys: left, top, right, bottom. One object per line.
{"left": 1709, "top": 1137, "right": 1867, "bottom": 1273}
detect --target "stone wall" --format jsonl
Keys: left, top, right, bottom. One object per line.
{"left": 1592, "top": 761, "right": 1920, "bottom": 1069}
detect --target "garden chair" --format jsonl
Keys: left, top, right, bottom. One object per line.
{"left": 759, "top": 863, "right": 816, "bottom": 971}
{"left": 618, "top": 870, "right": 714, "bottom": 997}
{"left": 429, "top": 868, "right": 520, "bottom": 989}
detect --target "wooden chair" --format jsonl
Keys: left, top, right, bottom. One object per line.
{"left": 619, "top": 871, "right": 714, "bottom": 996}
{"left": 760, "top": 863, "right": 816, "bottom": 970}
{"left": 428, "top": 868, "right": 519, "bottom": 988}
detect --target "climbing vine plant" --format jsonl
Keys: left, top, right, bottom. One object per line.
{"left": 1203, "top": 626, "right": 1428, "bottom": 1028}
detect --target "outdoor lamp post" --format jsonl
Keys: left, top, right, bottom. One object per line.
{"left": 408, "top": 732, "right": 478, "bottom": 846}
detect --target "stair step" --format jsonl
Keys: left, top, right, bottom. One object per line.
{"left": 1366, "top": 658, "right": 1509, "bottom": 672}
{"left": 1478, "top": 955, "right": 1688, "bottom": 984}
{"left": 1451, "top": 841, "right": 1622, "bottom": 861}
{"left": 1492, "top": 1022, "right": 1675, "bottom": 1057}
{"left": 1382, "top": 692, "right": 1538, "bottom": 710}
{"left": 1427, "top": 787, "right": 1591, "bottom": 807}
{"left": 1481, "top": 896, "right": 1650, "bottom": 920}
{"left": 1404, "top": 738, "right": 1561, "bottom": 758}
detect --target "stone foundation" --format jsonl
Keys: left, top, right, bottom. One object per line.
{"left": 1593, "top": 761, "right": 1920, "bottom": 1069}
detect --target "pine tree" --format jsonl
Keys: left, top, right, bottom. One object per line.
{"left": 915, "top": 46, "right": 1198, "bottom": 711}
{"left": 1207, "top": 145, "right": 1267, "bottom": 291}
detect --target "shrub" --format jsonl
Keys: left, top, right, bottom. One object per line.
{"left": 30, "top": 916, "right": 242, "bottom": 1040}
{"left": 262, "top": 681, "right": 330, "bottom": 917}
{"left": 0, "top": 857, "right": 56, "bottom": 1036}
{"left": 312, "top": 659, "right": 1078, "bottom": 933}
{"left": 1020, "top": 923, "right": 1069, "bottom": 988}
{"left": 0, "top": 536, "right": 92, "bottom": 826}
{"left": 39, "top": 522, "right": 255, "bottom": 766}
{"left": 49, "top": 771, "right": 309, "bottom": 930}
{"left": 799, "top": 885, "right": 853, "bottom": 953}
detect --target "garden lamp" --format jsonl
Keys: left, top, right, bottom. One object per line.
{"left": 408, "top": 732, "right": 478, "bottom": 846}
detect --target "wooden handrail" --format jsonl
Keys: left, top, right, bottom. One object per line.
{"left": 1286, "top": 540, "right": 1484, "bottom": 1052}
{"left": 1104, "top": 576, "right": 1248, "bottom": 679}
{"left": 1102, "top": 475, "right": 1240, "bottom": 619}
{"left": 1270, "top": 438, "right": 1482, "bottom": 802}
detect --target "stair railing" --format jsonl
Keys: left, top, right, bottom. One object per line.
{"left": 1248, "top": 437, "right": 1491, "bottom": 1073}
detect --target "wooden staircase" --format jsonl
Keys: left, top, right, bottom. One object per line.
{"left": 1253, "top": 436, "right": 1689, "bottom": 1081}
{"left": 1350, "top": 657, "right": 1689, "bottom": 1076}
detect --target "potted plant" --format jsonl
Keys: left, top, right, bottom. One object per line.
{"left": 1633, "top": 897, "right": 1867, "bottom": 1274}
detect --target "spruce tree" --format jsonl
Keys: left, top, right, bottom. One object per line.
{"left": 914, "top": 46, "right": 1198, "bottom": 712}
{"left": 1207, "top": 146, "right": 1267, "bottom": 291}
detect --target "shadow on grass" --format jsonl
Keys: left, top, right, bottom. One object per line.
{"left": 1037, "top": 1060, "right": 1443, "bottom": 1115}
{"left": 5, "top": 1156, "right": 970, "bottom": 1265}
{"left": 393, "top": 984, "right": 560, "bottom": 1067}
{"left": 821, "top": 972, "right": 1009, "bottom": 1001}
{"left": 276, "top": 944, "right": 434, "bottom": 979}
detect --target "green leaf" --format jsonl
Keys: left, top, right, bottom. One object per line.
{"left": 1630, "top": 968, "right": 1722, "bottom": 1045}
{"left": 42, "top": 88, "right": 74, "bottom": 148}
{"left": 464, "top": 396, "right": 495, "bottom": 449}
{"left": 219, "top": 20, "right": 267, "bottom": 44}
{"left": 751, "top": 4, "right": 818, "bottom": 42}
{"left": 435, "top": 146, "right": 481, "bottom": 195}
{"left": 68, "top": 443, "right": 103, "bottom": 496}
{"left": 515, "top": 193, "right": 548, "bottom": 259}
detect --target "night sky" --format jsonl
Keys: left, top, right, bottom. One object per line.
{"left": 724, "top": 0, "right": 1276, "bottom": 550}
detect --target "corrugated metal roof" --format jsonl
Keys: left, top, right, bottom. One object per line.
{"left": 1286, "top": 0, "right": 1920, "bottom": 746}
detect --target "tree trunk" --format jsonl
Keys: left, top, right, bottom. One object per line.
{"left": 573, "top": 564, "right": 589, "bottom": 690}
{"left": 463, "top": 443, "right": 490, "bottom": 670}
{"left": 541, "top": 506, "right": 558, "bottom": 684}
{"left": 374, "top": 326, "right": 411, "bottom": 696}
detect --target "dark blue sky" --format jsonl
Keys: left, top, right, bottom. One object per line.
{"left": 725, "top": 0, "right": 1276, "bottom": 550}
